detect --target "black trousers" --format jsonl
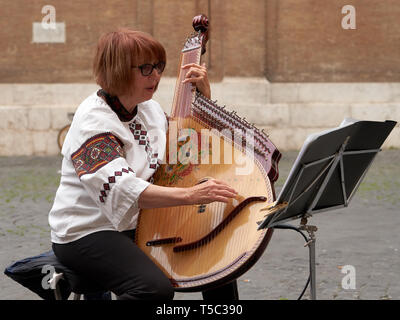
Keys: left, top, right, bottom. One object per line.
{"left": 52, "top": 229, "right": 238, "bottom": 300}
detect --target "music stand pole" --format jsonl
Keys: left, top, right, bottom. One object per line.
{"left": 299, "top": 217, "right": 318, "bottom": 300}
{"left": 309, "top": 238, "right": 316, "bottom": 300}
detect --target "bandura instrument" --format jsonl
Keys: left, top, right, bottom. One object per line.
{"left": 136, "top": 14, "right": 282, "bottom": 291}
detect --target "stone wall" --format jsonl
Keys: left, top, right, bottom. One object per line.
{"left": 0, "top": 81, "right": 398, "bottom": 156}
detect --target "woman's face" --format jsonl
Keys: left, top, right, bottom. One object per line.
{"left": 131, "top": 61, "right": 162, "bottom": 103}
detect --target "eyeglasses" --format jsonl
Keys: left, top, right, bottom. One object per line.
{"left": 133, "top": 62, "right": 166, "bottom": 76}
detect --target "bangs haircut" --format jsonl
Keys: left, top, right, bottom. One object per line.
{"left": 93, "top": 28, "right": 166, "bottom": 96}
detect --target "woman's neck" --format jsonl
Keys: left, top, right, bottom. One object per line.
{"left": 118, "top": 93, "right": 140, "bottom": 113}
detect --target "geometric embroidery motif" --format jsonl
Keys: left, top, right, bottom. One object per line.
{"left": 128, "top": 121, "right": 159, "bottom": 170}
{"left": 99, "top": 167, "right": 134, "bottom": 203}
{"left": 71, "top": 132, "right": 125, "bottom": 179}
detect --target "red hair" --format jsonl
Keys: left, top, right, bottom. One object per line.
{"left": 93, "top": 28, "right": 166, "bottom": 96}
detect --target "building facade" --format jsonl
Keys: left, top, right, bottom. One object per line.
{"left": 0, "top": 0, "right": 399, "bottom": 155}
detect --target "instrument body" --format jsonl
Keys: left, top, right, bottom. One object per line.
{"left": 136, "top": 15, "right": 281, "bottom": 291}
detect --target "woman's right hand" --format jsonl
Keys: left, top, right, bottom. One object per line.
{"left": 138, "top": 179, "right": 238, "bottom": 209}
{"left": 184, "top": 179, "right": 238, "bottom": 205}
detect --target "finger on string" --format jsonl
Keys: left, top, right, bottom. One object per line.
{"left": 182, "top": 63, "right": 201, "bottom": 69}
{"left": 221, "top": 188, "right": 238, "bottom": 196}
{"left": 212, "top": 179, "right": 226, "bottom": 185}
{"left": 212, "top": 196, "right": 230, "bottom": 204}
{"left": 211, "top": 183, "right": 237, "bottom": 195}
{"left": 182, "top": 76, "right": 203, "bottom": 84}
{"left": 216, "top": 190, "right": 238, "bottom": 199}
{"left": 214, "top": 179, "right": 236, "bottom": 189}
{"left": 224, "top": 187, "right": 238, "bottom": 195}
{"left": 186, "top": 68, "right": 205, "bottom": 78}
{"left": 182, "top": 63, "right": 206, "bottom": 71}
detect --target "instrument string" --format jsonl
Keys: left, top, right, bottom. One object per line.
{"left": 174, "top": 203, "right": 183, "bottom": 275}
{"left": 208, "top": 202, "right": 216, "bottom": 254}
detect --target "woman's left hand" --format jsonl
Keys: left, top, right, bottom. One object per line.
{"left": 181, "top": 62, "right": 211, "bottom": 99}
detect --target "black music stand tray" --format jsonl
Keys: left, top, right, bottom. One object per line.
{"left": 258, "top": 118, "right": 397, "bottom": 300}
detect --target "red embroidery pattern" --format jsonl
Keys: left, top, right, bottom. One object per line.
{"left": 129, "top": 121, "right": 159, "bottom": 170}
{"left": 71, "top": 133, "right": 124, "bottom": 178}
{"left": 99, "top": 167, "right": 134, "bottom": 203}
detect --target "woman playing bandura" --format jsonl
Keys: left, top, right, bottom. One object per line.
{"left": 49, "top": 28, "right": 238, "bottom": 300}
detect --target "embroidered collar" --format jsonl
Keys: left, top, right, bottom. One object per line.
{"left": 97, "top": 89, "right": 138, "bottom": 122}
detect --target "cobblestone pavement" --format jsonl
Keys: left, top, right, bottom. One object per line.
{"left": 0, "top": 150, "right": 399, "bottom": 300}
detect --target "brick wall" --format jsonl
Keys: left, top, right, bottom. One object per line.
{"left": 0, "top": 0, "right": 136, "bottom": 83}
{"left": 265, "top": 0, "right": 400, "bottom": 82}
{"left": 1, "top": 0, "right": 400, "bottom": 83}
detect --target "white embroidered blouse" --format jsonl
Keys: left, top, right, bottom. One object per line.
{"left": 48, "top": 90, "right": 168, "bottom": 243}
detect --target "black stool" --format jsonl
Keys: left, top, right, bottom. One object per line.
{"left": 4, "top": 250, "right": 110, "bottom": 300}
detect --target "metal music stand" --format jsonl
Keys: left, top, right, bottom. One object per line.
{"left": 258, "top": 118, "right": 397, "bottom": 300}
